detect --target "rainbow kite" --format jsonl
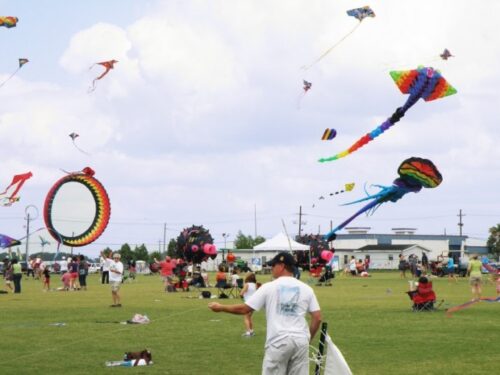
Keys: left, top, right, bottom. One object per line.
{"left": 319, "top": 67, "right": 457, "bottom": 162}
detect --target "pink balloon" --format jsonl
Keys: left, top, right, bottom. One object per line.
{"left": 192, "top": 244, "right": 199, "bottom": 252}
{"left": 203, "top": 243, "right": 211, "bottom": 254}
{"left": 321, "top": 250, "right": 333, "bottom": 262}
{"left": 209, "top": 244, "right": 217, "bottom": 254}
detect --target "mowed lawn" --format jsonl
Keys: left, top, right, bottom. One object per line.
{"left": 0, "top": 272, "right": 499, "bottom": 375}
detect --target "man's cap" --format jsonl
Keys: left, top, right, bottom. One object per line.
{"left": 266, "top": 252, "right": 295, "bottom": 267}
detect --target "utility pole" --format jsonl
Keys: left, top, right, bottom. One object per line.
{"left": 457, "top": 209, "right": 465, "bottom": 236}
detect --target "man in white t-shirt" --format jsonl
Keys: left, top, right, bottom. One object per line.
{"left": 109, "top": 253, "right": 124, "bottom": 307}
{"left": 209, "top": 252, "right": 321, "bottom": 375}
{"left": 100, "top": 251, "right": 112, "bottom": 284}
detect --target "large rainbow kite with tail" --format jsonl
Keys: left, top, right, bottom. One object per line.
{"left": 319, "top": 66, "right": 457, "bottom": 162}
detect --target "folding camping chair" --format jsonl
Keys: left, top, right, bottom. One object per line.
{"left": 407, "top": 277, "right": 437, "bottom": 312}
{"left": 215, "top": 280, "right": 231, "bottom": 298}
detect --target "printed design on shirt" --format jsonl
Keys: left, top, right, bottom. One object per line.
{"left": 277, "top": 285, "right": 300, "bottom": 316}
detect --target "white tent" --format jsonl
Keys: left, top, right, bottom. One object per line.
{"left": 253, "top": 232, "right": 309, "bottom": 251}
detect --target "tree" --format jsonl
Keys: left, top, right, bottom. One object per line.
{"left": 167, "top": 239, "right": 177, "bottom": 257}
{"left": 234, "top": 231, "right": 266, "bottom": 249}
{"left": 119, "top": 243, "right": 133, "bottom": 263}
{"left": 134, "top": 244, "right": 149, "bottom": 261}
{"left": 149, "top": 251, "right": 161, "bottom": 263}
{"left": 487, "top": 224, "right": 500, "bottom": 256}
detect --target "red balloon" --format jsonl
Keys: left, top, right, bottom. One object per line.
{"left": 209, "top": 244, "right": 217, "bottom": 255}
{"left": 192, "top": 244, "right": 199, "bottom": 252}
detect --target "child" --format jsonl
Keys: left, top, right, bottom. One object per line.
{"left": 230, "top": 269, "right": 240, "bottom": 287}
{"left": 61, "top": 271, "right": 71, "bottom": 291}
{"left": 240, "top": 273, "right": 257, "bottom": 337}
{"left": 42, "top": 266, "right": 51, "bottom": 291}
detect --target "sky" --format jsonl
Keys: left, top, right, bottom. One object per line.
{"left": 0, "top": 0, "right": 499, "bottom": 258}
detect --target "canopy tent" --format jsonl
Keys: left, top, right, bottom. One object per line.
{"left": 253, "top": 232, "right": 309, "bottom": 251}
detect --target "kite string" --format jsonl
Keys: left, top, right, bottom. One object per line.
{"left": 0, "top": 67, "right": 20, "bottom": 89}
{"left": 302, "top": 22, "right": 361, "bottom": 71}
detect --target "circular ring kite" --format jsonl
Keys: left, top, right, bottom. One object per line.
{"left": 43, "top": 167, "right": 111, "bottom": 247}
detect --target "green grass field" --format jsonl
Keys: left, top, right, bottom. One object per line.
{"left": 0, "top": 272, "right": 498, "bottom": 374}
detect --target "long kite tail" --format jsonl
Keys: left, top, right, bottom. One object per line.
{"left": 0, "top": 67, "right": 21, "bottom": 89}
{"left": 446, "top": 299, "right": 481, "bottom": 316}
{"left": 323, "top": 198, "right": 381, "bottom": 241}
{"left": 301, "top": 22, "right": 361, "bottom": 71}
{"left": 71, "top": 140, "right": 91, "bottom": 156}
{"left": 318, "top": 107, "right": 406, "bottom": 162}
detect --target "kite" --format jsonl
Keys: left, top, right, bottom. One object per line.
{"left": 175, "top": 225, "right": 217, "bottom": 263}
{"left": 440, "top": 49, "right": 454, "bottom": 60}
{"left": 0, "top": 234, "right": 21, "bottom": 248}
{"left": 323, "top": 157, "right": 442, "bottom": 241}
{"left": 88, "top": 59, "right": 118, "bottom": 92}
{"left": 302, "top": 6, "right": 375, "bottom": 70}
{"left": 0, "top": 58, "right": 29, "bottom": 89}
{"left": 297, "top": 80, "right": 312, "bottom": 109}
{"left": 43, "top": 167, "right": 111, "bottom": 247}
{"left": 0, "top": 172, "right": 33, "bottom": 206}
{"left": 319, "top": 67, "right": 457, "bottom": 162}
{"left": 69, "top": 132, "right": 90, "bottom": 155}
{"left": 312, "top": 183, "right": 355, "bottom": 208}
{"left": 0, "top": 16, "right": 18, "bottom": 28}
{"left": 322, "top": 128, "right": 337, "bottom": 140}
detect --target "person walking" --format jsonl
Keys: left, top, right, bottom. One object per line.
{"left": 109, "top": 253, "right": 124, "bottom": 307}
{"left": 11, "top": 259, "right": 22, "bottom": 293}
{"left": 467, "top": 254, "right": 483, "bottom": 301}
{"left": 209, "top": 252, "right": 321, "bottom": 375}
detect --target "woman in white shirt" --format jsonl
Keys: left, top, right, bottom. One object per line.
{"left": 240, "top": 273, "right": 258, "bottom": 337}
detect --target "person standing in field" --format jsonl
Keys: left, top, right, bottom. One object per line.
{"left": 240, "top": 272, "right": 258, "bottom": 337}
{"left": 154, "top": 256, "right": 177, "bottom": 292}
{"left": 467, "top": 254, "right": 483, "bottom": 301}
{"left": 209, "top": 252, "right": 321, "bottom": 375}
{"left": 100, "top": 250, "right": 112, "bottom": 284}
{"left": 109, "top": 253, "right": 124, "bottom": 307}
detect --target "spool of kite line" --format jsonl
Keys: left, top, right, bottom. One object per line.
{"left": 43, "top": 167, "right": 111, "bottom": 247}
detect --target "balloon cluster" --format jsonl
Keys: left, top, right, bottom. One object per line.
{"left": 176, "top": 225, "right": 217, "bottom": 263}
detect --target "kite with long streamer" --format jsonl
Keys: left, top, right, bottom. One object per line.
{"left": 0, "top": 16, "right": 18, "bottom": 28}
{"left": 69, "top": 132, "right": 90, "bottom": 155}
{"left": 0, "top": 171, "right": 33, "bottom": 206}
{"left": 312, "top": 183, "right": 355, "bottom": 208}
{"left": 323, "top": 157, "right": 442, "bottom": 241}
{"left": 0, "top": 58, "right": 29, "bottom": 89}
{"left": 297, "top": 80, "right": 312, "bottom": 109}
{"left": 88, "top": 59, "right": 118, "bottom": 92}
{"left": 319, "top": 67, "right": 457, "bottom": 162}
{"left": 302, "top": 6, "right": 375, "bottom": 71}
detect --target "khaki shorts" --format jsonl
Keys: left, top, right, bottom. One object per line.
{"left": 469, "top": 276, "right": 482, "bottom": 286}
{"left": 111, "top": 281, "right": 121, "bottom": 292}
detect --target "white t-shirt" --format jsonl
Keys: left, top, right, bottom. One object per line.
{"left": 243, "top": 282, "right": 257, "bottom": 302}
{"left": 109, "top": 261, "right": 123, "bottom": 283}
{"left": 59, "top": 259, "right": 68, "bottom": 272}
{"left": 101, "top": 256, "right": 112, "bottom": 272}
{"left": 245, "top": 276, "right": 320, "bottom": 347}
